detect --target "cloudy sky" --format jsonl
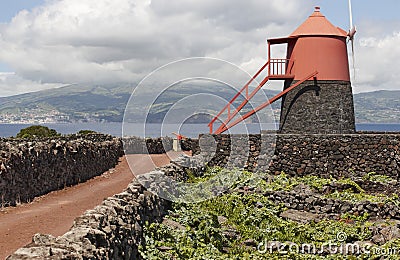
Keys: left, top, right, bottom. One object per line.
{"left": 0, "top": 0, "right": 399, "bottom": 96}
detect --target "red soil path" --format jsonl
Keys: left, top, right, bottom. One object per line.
{"left": 0, "top": 152, "right": 184, "bottom": 259}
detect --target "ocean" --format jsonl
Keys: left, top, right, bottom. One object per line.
{"left": 0, "top": 123, "right": 399, "bottom": 138}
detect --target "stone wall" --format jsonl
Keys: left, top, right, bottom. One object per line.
{"left": 265, "top": 187, "right": 400, "bottom": 220}
{"left": 0, "top": 135, "right": 177, "bottom": 207}
{"left": 8, "top": 180, "right": 170, "bottom": 259}
{"left": 189, "top": 133, "right": 400, "bottom": 179}
{"left": 123, "top": 137, "right": 173, "bottom": 154}
{"left": 180, "top": 138, "right": 199, "bottom": 152}
{"left": 0, "top": 134, "right": 122, "bottom": 207}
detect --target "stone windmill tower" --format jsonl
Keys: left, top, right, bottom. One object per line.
{"left": 208, "top": 7, "right": 356, "bottom": 135}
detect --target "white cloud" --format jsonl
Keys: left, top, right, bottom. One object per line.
{"left": 0, "top": 0, "right": 398, "bottom": 96}
{"left": 0, "top": 0, "right": 311, "bottom": 96}
{"left": 354, "top": 30, "right": 400, "bottom": 93}
{"left": 0, "top": 72, "right": 63, "bottom": 96}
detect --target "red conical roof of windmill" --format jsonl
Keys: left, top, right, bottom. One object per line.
{"left": 290, "top": 7, "right": 348, "bottom": 37}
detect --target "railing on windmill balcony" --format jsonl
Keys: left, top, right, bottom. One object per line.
{"left": 268, "top": 58, "right": 295, "bottom": 78}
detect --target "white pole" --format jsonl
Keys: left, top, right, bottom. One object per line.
{"left": 348, "top": 0, "right": 353, "bottom": 29}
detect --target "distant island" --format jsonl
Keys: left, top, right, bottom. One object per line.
{"left": 0, "top": 84, "right": 399, "bottom": 124}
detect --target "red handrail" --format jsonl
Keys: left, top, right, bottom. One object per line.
{"left": 208, "top": 61, "right": 270, "bottom": 132}
{"left": 216, "top": 71, "right": 319, "bottom": 134}
{"left": 208, "top": 58, "right": 296, "bottom": 134}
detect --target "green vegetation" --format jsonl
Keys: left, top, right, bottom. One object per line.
{"left": 77, "top": 129, "right": 97, "bottom": 135}
{"left": 261, "top": 173, "right": 398, "bottom": 204}
{"left": 261, "top": 173, "right": 333, "bottom": 192}
{"left": 325, "top": 189, "right": 397, "bottom": 204}
{"left": 362, "top": 172, "right": 396, "bottom": 183}
{"left": 16, "top": 125, "right": 60, "bottom": 139}
{"left": 140, "top": 168, "right": 400, "bottom": 259}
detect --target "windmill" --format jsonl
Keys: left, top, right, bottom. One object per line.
{"left": 348, "top": 0, "right": 357, "bottom": 80}
{"left": 208, "top": 6, "right": 356, "bottom": 135}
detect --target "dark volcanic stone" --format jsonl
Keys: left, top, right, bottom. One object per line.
{"left": 279, "top": 80, "right": 355, "bottom": 134}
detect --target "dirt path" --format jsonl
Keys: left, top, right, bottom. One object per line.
{"left": 0, "top": 152, "right": 184, "bottom": 259}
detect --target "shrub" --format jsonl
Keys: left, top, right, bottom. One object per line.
{"left": 77, "top": 130, "right": 97, "bottom": 135}
{"left": 16, "top": 125, "right": 60, "bottom": 139}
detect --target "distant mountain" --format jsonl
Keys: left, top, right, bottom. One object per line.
{"left": 0, "top": 83, "right": 281, "bottom": 123}
{"left": 0, "top": 84, "right": 398, "bottom": 124}
{"left": 0, "top": 84, "right": 134, "bottom": 122}
{"left": 354, "top": 90, "right": 400, "bottom": 123}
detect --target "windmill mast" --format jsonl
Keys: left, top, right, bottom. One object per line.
{"left": 348, "top": 0, "right": 356, "bottom": 80}
{"left": 348, "top": 0, "right": 353, "bottom": 30}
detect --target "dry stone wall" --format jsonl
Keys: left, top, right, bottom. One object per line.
{"left": 123, "top": 137, "right": 173, "bottom": 154}
{"left": 0, "top": 134, "right": 122, "bottom": 207}
{"left": 265, "top": 187, "right": 400, "bottom": 220}
{"left": 189, "top": 133, "right": 400, "bottom": 179}
{"left": 0, "top": 135, "right": 176, "bottom": 207}
{"left": 5, "top": 135, "right": 176, "bottom": 259}
{"left": 8, "top": 180, "right": 170, "bottom": 259}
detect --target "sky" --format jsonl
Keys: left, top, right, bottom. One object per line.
{"left": 0, "top": 0, "right": 399, "bottom": 97}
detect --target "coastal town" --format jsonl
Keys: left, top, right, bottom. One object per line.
{"left": 0, "top": 109, "right": 70, "bottom": 124}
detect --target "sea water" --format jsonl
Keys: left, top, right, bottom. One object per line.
{"left": 0, "top": 123, "right": 399, "bottom": 138}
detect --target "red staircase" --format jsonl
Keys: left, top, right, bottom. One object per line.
{"left": 208, "top": 59, "right": 318, "bottom": 134}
